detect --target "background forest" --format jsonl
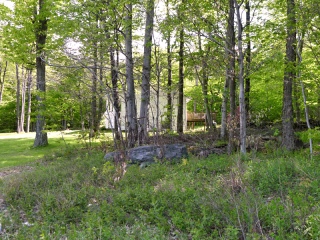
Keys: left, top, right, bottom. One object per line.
{"left": 0, "top": 0, "right": 320, "bottom": 152}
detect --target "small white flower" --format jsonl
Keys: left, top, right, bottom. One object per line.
{"left": 23, "top": 221, "right": 34, "bottom": 227}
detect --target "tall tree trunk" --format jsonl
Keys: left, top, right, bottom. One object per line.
{"left": 90, "top": 16, "right": 99, "bottom": 136}
{"left": 221, "top": 78, "right": 229, "bottom": 138}
{"left": 293, "top": 16, "right": 301, "bottom": 124}
{"left": 297, "top": 33, "right": 312, "bottom": 156}
{"left": 91, "top": 46, "right": 98, "bottom": 135}
{"left": 282, "top": 0, "right": 296, "bottom": 151}
{"left": 198, "top": 32, "right": 213, "bottom": 131}
{"left": 33, "top": 0, "right": 48, "bottom": 147}
{"left": 166, "top": 0, "right": 172, "bottom": 130}
{"left": 177, "top": 1, "right": 185, "bottom": 134}
{"left": 20, "top": 68, "right": 27, "bottom": 133}
{"left": 125, "top": 3, "right": 137, "bottom": 147}
{"left": 0, "top": 61, "right": 8, "bottom": 103}
{"left": 16, "top": 64, "right": 22, "bottom": 133}
{"left": 245, "top": 0, "right": 251, "bottom": 117}
{"left": 97, "top": 43, "right": 104, "bottom": 133}
{"left": 110, "top": 46, "right": 121, "bottom": 140}
{"left": 139, "top": 0, "right": 155, "bottom": 144}
{"left": 155, "top": 45, "right": 161, "bottom": 139}
{"left": 26, "top": 69, "right": 32, "bottom": 133}
{"left": 167, "top": 36, "right": 173, "bottom": 130}
{"left": 103, "top": 4, "right": 122, "bottom": 143}
{"left": 235, "top": 0, "right": 246, "bottom": 154}
{"left": 177, "top": 27, "right": 184, "bottom": 134}
{"left": 293, "top": 73, "right": 301, "bottom": 123}
{"left": 226, "top": 0, "right": 236, "bottom": 153}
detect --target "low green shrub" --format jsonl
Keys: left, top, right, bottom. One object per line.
{"left": 247, "top": 156, "right": 298, "bottom": 196}
{"left": 1, "top": 147, "right": 319, "bottom": 239}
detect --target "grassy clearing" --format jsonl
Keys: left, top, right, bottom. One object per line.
{"left": 0, "top": 131, "right": 80, "bottom": 168}
{"left": 1, "top": 143, "right": 320, "bottom": 239}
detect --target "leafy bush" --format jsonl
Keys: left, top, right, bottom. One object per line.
{"left": 246, "top": 156, "right": 298, "bottom": 196}
{"left": 0, "top": 101, "right": 16, "bottom": 132}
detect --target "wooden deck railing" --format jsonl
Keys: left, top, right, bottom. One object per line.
{"left": 187, "top": 112, "right": 216, "bottom": 130}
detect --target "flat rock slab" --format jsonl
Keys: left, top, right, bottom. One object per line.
{"left": 104, "top": 144, "right": 188, "bottom": 164}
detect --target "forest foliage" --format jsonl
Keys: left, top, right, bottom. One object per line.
{"left": 0, "top": 0, "right": 319, "bottom": 149}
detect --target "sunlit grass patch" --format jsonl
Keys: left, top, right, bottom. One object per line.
{"left": 0, "top": 132, "right": 79, "bottom": 168}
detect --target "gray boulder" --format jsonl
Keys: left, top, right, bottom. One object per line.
{"left": 161, "top": 144, "right": 188, "bottom": 160}
{"left": 127, "top": 145, "right": 158, "bottom": 164}
{"left": 104, "top": 151, "right": 125, "bottom": 162}
{"left": 104, "top": 144, "right": 188, "bottom": 164}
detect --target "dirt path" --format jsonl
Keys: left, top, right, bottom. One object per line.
{"left": 0, "top": 165, "right": 34, "bottom": 179}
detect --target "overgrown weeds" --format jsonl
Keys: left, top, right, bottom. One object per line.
{"left": 0, "top": 146, "right": 320, "bottom": 239}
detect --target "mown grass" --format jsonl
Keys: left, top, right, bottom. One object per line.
{"left": 1, "top": 142, "right": 320, "bottom": 239}
{"left": 0, "top": 131, "right": 103, "bottom": 168}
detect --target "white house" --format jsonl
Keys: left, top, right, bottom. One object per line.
{"left": 104, "top": 87, "right": 187, "bottom": 132}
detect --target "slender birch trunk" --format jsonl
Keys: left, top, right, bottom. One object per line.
{"left": 282, "top": 0, "right": 296, "bottom": 151}
{"left": 16, "top": 64, "right": 22, "bottom": 133}
{"left": 198, "top": 32, "right": 213, "bottom": 131}
{"left": 139, "top": 0, "right": 155, "bottom": 144}
{"left": 297, "top": 33, "right": 313, "bottom": 157}
{"left": 0, "top": 61, "right": 8, "bottom": 104}
{"left": 125, "top": 3, "right": 137, "bottom": 147}
{"left": 26, "top": 69, "right": 32, "bottom": 133}
{"left": 235, "top": 0, "right": 246, "bottom": 154}
{"left": 225, "top": 0, "right": 236, "bottom": 153}
{"left": 20, "top": 68, "right": 27, "bottom": 133}
{"left": 245, "top": 0, "right": 251, "bottom": 118}
{"left": 33, "top": 0, "right": 48, "bottom": 147}
{"left": 165, "top": 0, "right": 173, "bottom": 131}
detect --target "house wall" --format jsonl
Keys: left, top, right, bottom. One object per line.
{"left": 104, "top": 87, "right": 187, "bottom": 132}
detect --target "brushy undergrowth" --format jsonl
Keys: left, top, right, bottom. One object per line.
{"left": 1, "top": 146, "right": 320, "bottom": 239}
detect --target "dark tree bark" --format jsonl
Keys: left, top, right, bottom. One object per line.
{"left": 297, "top": 34, "right": 313, "bottom": 156}
{"left": 293, "top": 30, "right": 301, "bottom": 123}
{"left": 20, "top": 67, "right": 27, "bottom": 133}
{"left": 90, "top": 16, "right": 99, "bottom": 136}
{"left": 110, "top": 46, "right": 121, "bottom": 140}
{"left": 91, "top": 44, "right": 98, "bottom": 135}
{"left": 197, "top": 32, "right": 214, "bottom": 131}
{"left": 16, "top": 64, "right": 22, "bottom": 133}
{"left": 154, "top": 45, "right": 161, "bottom": 138}
{"left": 167, "top": 35, "right": 173, "bottom": 130}
{"left": 282, "top": 0, "right": 296, "bottom": 151}
{"left": 97, "top": 43, "right": 104, "bottom": 133}
{"left": 0, "top": 61, "right": 8, "bottom": 103}
{"left": 33, "top": 0, "right": 48, "bottom": 147}
{"left": 139, "top": 0, "right": 155, "bottom": 144}
{"left": 26, "top": 69, "right": 32, "bottom": 133}
{"left": 221, "top": 78, "right": 229, "bottom": 138}
{"left": 177, "top": 27, "right": 184, "bottom": 134}
{"left": 125, "top": 3, "right": 138, "bottom": 147}
{"left": 235, "top": 0, "right": 246, "bottom": 154}
{"left": 293, "top": 74, "right": 301, "bottom": 123}
{"left": 228, "top": 0, "right": 236, "bottom": 118}
{"left": 177, "top": 1, "right": 185, "bottom": 134}
{"left": 165, "top": 0, "right": 173, "bottom": 130}
{"left": 225, "top": 0, "right": 236, "bottom": 154}
{"left": 245, "top": 0, "right": 251, "bottom": 117}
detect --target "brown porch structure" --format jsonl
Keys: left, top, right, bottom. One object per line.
{"left": 187, "top": 112, "right": 217, "bottom": 130}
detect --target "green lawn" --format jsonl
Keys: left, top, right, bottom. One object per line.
{"left": 0, "top": 131, "right": 79, "bottom": 168}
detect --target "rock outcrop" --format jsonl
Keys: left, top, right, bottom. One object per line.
{"left": 104, "top": 144, "right": 188, "bottom": 165}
